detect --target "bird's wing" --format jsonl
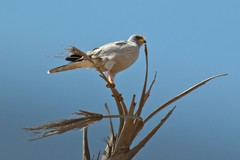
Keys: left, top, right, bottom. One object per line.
{"left": 48, "top": 40, "right": 137, "bottom": 74}
{"left": 88, "top": 40, "right": 136, "bottom": 60}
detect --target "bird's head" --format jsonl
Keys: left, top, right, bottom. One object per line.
{"left": 128, "top": 34, "right": 146, "bottom": 46}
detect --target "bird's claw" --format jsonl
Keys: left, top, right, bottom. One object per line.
{"left": 106, "top": 82, "right": 115, "bottom": 88}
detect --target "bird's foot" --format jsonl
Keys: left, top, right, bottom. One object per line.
{"left": 106, "top": 82, "right": 115, "bottom": 88}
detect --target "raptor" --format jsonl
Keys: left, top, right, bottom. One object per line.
{"left": 48, "top": 34, "right": 146, "bottom": 84}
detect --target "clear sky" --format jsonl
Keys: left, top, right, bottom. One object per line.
{"left": 1, "top": 0, "right": 240, "bottom": 159}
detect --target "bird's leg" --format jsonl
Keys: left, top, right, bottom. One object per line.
{"left": 108, "top": 70, "right": 114, "bottom": 84}
{"left": 106, "top": 70, "right": 115, "bottom": 88}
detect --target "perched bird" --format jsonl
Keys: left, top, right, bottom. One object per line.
{"left": 48, "top": 34, "right": 146, "bottom": 84}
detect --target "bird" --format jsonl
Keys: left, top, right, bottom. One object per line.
{"left": 48, "top": 34, "right": 146, "bottom": 84}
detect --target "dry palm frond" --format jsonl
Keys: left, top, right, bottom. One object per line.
{"left": 83, "top": 128, "right": 90, "bottom": 160}
{"left": 24, "top": 111, "right": 103, "bottom": 140}
{"left": 24, "top": 110, "right": 141, "bottom": 140}
{"left": 144, "top": 73, "right": 227, "bottom": 123}
{"left": 128, "top": 106, "right": 176, "bottom": 159}
{"left": 25, "top": 44, "right": 227, "bottom": 160}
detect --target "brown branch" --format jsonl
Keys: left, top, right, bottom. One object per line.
{"left": 135, "top": 44, "right": 149, "bottom": 117}
{"left": 105, "top": 103, "right": 115, "bottom": 138}
{"left": 128, "top": 106, "right": 176, "bottom": 159}
{"left": 144, "top": 71, "right": 157, "bottom": 102}
{"left": 24, "top": 116, "right": 102, "bottom": 140}
{"left": 144, "top": 73, "right": 228, "bottom": 123}
{"left": 83, "top": 128, "right": 91, "bottom": 160}
{"left": 24, "top": 109, "right": 141, "bottom": 140}
{"left": 129, "top": 94, "right": 136, "bottom": 115}
{"left": 130, "top": 44, "right": 153, "bottom": 142}
{"left": 102, "top": 104, "right": 116, "bottom": 159}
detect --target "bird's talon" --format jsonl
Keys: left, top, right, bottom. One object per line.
{"left": 106, "top": 83, "right": 115, "bottom": 88}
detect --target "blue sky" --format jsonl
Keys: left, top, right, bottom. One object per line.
{"left": 1, "top": 0, "right": 240, "bottom": 159}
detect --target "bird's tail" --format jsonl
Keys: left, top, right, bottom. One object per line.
{"left": 48, "top": 61, "right": 94, "bottom": 74}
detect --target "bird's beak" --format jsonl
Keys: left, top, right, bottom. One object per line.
{"left": 139, "top": 38, "right": 146, "bottom": 44}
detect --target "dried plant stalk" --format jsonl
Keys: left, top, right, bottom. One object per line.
{"left": 144, "top": 73, "right": 227, "bottom": 123}
{"left": 83, "top": 128, "right": 90, "bottom": 160}
{"left": 25, "top": 44, "right": 227, "bottom": 160}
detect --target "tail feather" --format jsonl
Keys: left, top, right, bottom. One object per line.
{"left": 48, "top": 61, "right": 94, "bottom": 74}
{"left": 65, "top": 54, "right": 83, "bottom": 62}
